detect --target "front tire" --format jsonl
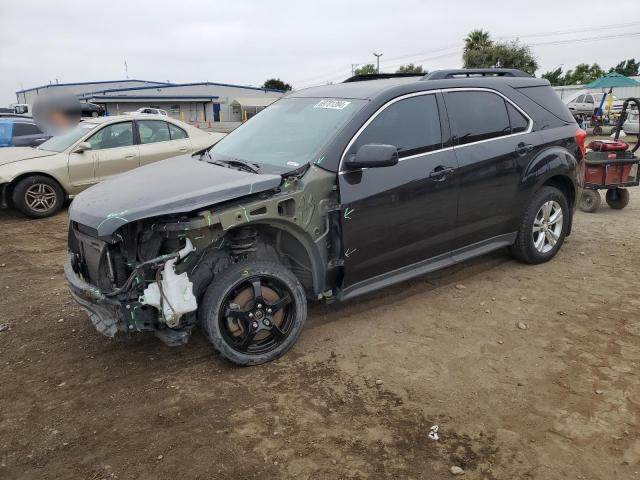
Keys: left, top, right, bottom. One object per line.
{"left": 511, "top": 186, "right": 570, "bottom": 264}
{"left": 199, "top": 260, "right": 307, "bottom": 366}
{"left": 579, "top": 189, "right": 601, "bottom": 213}
{"left": 11, "top": 175, "right": 65, "bottom": 218}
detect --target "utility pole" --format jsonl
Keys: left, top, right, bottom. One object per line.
{"left": 351, "top": 63, "right": 360, "bottom": 75}
{"left": 373, "top": 53, "right": 383, "bottom": 74}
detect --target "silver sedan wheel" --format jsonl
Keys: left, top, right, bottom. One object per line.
{"left": 532, "top": 200, "right": 563, "bottom": 254}
{"left": 24, "top": 183, "right": 57, "bottom": 213}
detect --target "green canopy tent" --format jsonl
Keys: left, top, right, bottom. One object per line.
{"left": 585, "top": 72, "right": 640, "bottom": 89}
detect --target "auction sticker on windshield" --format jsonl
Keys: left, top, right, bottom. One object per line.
{"left": 313, "top": 99, "right": 351, "bottom": 110}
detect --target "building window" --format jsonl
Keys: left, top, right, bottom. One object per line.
{"left": 170, "top": 104, "right": 180, "bottom": 115}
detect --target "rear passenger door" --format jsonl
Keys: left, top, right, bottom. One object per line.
{"left": 338, "top": 92, "right": 459, "bottom": 289}
{"left": 136, "top": 120, "right": 191, "bottom": 166}
{"left": 443, "top": 89, "right": 536, "bottom": 250}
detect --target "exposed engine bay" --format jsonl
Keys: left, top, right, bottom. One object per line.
{"left": 65, "top": 164, "right": 342, "bottom": 347}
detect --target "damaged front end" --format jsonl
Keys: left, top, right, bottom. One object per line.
{"left": 64, "top": 162, "right": 340, "bottom": 348}
{"left": 65, "top": 221, "right": 220, "bottom": 346}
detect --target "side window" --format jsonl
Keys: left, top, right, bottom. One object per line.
{"left": 13, "top": 123, "right": 42, "bottom": 136}
{"left": 137, "top": 120, "right": 171, "bottom": 144}
{"left": 168, "top": 123, "right": 188, "bottom": 140}
{"left": 506, "top": 102, "right": 529, "bottom": 134}
{"left": 87, "top": 122, "right": 134, "bottom": 150}
{"left": 445, "top": 91, "right": 510, "bottom": 145}
{"left": 585, "top": 95, "right": 594, "bottom": 104}
{"left": 575, "top": 95, "right": 585, "bottom": 103}
{"left": 353, "top": 94, "right": 441, "bottom": 158}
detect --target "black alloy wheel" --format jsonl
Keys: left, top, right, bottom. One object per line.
{"left": 200, "top": 260, "right": 307, "bottom": 365}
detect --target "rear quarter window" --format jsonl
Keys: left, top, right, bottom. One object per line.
{"left": 517, "top": 86, "right": 575, "bottom": 123}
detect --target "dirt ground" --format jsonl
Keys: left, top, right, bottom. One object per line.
{"left": 1, "top": 152, "right": 640, "bottom": 479}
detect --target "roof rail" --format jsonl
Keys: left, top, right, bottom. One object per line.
{"left": 423, "top": 69, "right": 531, "bottom": 80}
{"left": 343, "top": 73, "right": 424, "bottom": 83}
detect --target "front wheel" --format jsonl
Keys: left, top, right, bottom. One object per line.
{"left": 11, "top": 175, "right": 65, "bottom": 218}
{"left": 510, "top": 186, "right": 570, "bottom": 264}
{"left": 579, "top": 189, "right": 601, "bottom": 213}
{"left": 199, "top": 260, "right": 307, "bottom": 366}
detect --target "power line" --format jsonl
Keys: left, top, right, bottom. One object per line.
{"left": 293, "top": 24, "right": 640, "bottom": 88}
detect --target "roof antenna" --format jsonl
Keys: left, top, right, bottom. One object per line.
{"left": 124, "top": 59, "right": 129, "bottom": 79}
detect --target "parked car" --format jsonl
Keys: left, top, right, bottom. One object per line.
{"left": 564, "top": 90, "right": 623, "bottom": 117}
{"left": 80, "top": 102, "right": 106, "bottom": 118}
{"left": 64, "top": 68, "right": 583, "bottom": 366}
{"left": 128, "top": 107, "right": 168, "bottom": 116}
{"left": 0, "top": 117, "right": 50, "bottom": 147}
{"left": 621, "top": 107, "right": 639, "bottom": 135}
{"left": 0, "top": 115, "right": 224, "bottom": 217}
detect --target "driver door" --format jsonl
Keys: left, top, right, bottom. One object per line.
{"left": 85, "top": 121, "right": 140, "bottom": 183}
{"left": 338, "top": 92, "right": 458, "bottom": 293}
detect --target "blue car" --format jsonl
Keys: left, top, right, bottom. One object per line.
{"left": 0, "top": 118, "right": 50, "bottom": 147}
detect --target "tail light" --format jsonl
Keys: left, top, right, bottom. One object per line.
{"left": 575, "top": 128, "right": 587, "bottom": 160}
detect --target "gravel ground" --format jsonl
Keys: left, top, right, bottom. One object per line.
{"left": 1, "top": 147, "right": 639, "bottom": 479}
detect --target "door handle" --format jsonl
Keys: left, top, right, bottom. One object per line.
{"left": 429, "top": 166, "right": 454, "bottom": 181}
{"left": 125, "top": 154, "right": 136, "bottom": 159}
{"left": 515, "top": 142, "right": 534, "bottom": 156}
{"left": 179, "top": 147, "right": 188, "bottom": 152}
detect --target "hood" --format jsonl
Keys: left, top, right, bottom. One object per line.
{"left": 69, "top": 155, "right": 282, "bottom": 237}
{"left": 0, "top": 147, "right": 57, "bottom": 166}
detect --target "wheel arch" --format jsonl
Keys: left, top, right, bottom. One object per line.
{"left": 228, "top": 220, "right": 327, "bottom": 299}
{"left": 6, "top": 171, "right": 68, "bottom": 206}
{"left": 521, "top": 146, "right": 578, "bottom": 234}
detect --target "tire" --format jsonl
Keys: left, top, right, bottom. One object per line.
{"left": 11, "top": 175, "right": 65, "bottom": 218}
{"left": 593, "top": 125, "right": 603, "bottom": 136}
{"left": 199, "top": 260, "right": 307, "bottom": 366}
{"left": 605, "top": 188, "right": 630, "bottom": 209}
{"left": 511, "top": 186, "right": 570, "bottom": 264}
{"left": 579, "top": 189, "right": 601, "bottom": 213}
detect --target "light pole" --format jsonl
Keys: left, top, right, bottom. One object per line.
{"left": 373, "top": 53, "right": 383, "bottom": 74}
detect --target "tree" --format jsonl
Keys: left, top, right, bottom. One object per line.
{"left": 562, "top": 63, "right": 604, "bottom": 85}
{"left": 262, "top": 78, "right": 292, "bottom": 91}
{"left": 464, "top": 29, "right": 492, "bottom": 53}
{"left": 462, "top": 31, "right": 538, "bottom": 75}
{"left": 354, "top": 64, "right": 377, "bottom": 76}
{"left": 609, "top": 59, "right": 640, "bottom": 77}
{"left": 396, "top": 63, "right": 425, "bottom": 74}
{"left": 541, "top": 67, "right": 564, "bottom": 86}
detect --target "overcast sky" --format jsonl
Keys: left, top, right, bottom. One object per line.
{"left": 1, "top": 0, "right": 639, "bottom": 104}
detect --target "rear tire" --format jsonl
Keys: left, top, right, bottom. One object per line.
{"left": 199, "top": 260, "right": 307, "bottom": 366}
{"left": 511, "top": 186, "right": 570, "bottom": 264}
{"left": 605, "top": 188, "right": 629, "bottom": 209}
{"left": 11, "top": 175, "right": 64, "bottom": 218}
{"left": 579, "top": 189, "right": 601, "bottom": 213}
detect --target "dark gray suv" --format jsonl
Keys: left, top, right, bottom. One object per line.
{"left": 65, "top": 69, "right": 585, "bottom": 365}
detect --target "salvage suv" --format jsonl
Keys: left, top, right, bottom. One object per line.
{"left": 65, "top": 69, "right": 584, "bottom": 366}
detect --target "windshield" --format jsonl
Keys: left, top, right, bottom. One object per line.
{"left": 209, "top": 97, "right": 366, "bottom": 170}
{"left": 37, "top": 122, "right": 98, "bottom": 152}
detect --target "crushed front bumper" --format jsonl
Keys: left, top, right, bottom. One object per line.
{"left": 64, "top": 254, "right": 128, "bottom": 337}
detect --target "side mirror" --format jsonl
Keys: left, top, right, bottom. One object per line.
{"left": 73, "top": 141, "right": 92, "bottom": 153}
{"left": 343, "top": 144, "right": 399, "bottom": 170}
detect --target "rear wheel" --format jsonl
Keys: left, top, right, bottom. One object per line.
{"left": 605, "top": 188, "right": 630, "bottom": 209}
{"left": 200, "top": 260, "right": 307, "bottom": 366}
{"left": 11, "top": 175, "right": 64, "bottom": 218}
{"left": 579, "top": 189, "right": 601, "bottom": 213}
{"left": 511, "top": 186, "right": 569, "bottom": 264}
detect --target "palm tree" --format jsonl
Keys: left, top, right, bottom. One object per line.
{"left": 464, "top": 30, "right": 491, "bottom": 53}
